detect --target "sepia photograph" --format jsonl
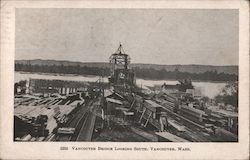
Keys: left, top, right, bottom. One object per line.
{"left": 13, "top": 8, "right": 239, "bottom": 143}
{"left": 1, "top": 0, "right": 250, "bottom": 159}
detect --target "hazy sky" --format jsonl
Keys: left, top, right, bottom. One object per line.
{"left": 15, "top": 9, "right": 238, "bottom": 65}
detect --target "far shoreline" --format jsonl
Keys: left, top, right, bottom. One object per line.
{"left": 15, "top": 71, "right": 232, "bottom": 84}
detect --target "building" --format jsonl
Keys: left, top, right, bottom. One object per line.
{"left": 136, "top": 99, "right": 164, "bottom": 129}
{"left": 186, "top": 88, "right": 202, "bottom": 99}
{"left": 161, "top": 83, "right": 179, "bottom": 94}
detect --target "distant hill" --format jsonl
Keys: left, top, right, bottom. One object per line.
{"left": 131, "top": 63, "right": 238, "bottom": 75}
{"left": 15, "top": 59, "right": 238, "bottom": 75}
{"left": 15, "top": 59, "right": 110, "bottom": 68}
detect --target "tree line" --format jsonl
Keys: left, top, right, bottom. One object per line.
{"left": 15, "top": 63, "right": 238, "bottom": 82}
{"left": 215, "top": 82, "right": 238, "bottom": 112}
{"left": 132, "top": 67, "right": 237, "bottom": 82}
{"left": 15, "top": 63, "right": 110, "bottom": 76}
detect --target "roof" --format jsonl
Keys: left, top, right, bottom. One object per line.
{"left": 106, "top": 92, "right": 125, "bottom": 101}
{"left": 114, "top": 92, "right": 124, "bottom": 99}
{"left": 162, "top": 84, "right": 179, "bottom": 89}
{"left": 156, "top": 92, "right": 176, "bottom": 102}
{"left": 145, "top": 100, "right": 163, "bottom": 108}
{"left": 106, "top": 98, "right": 123, "bottom": 105}
{"left": 194, "top": 89, "right": 202, "bottom": 97}
{"left": 181, "top": 105, "right": 206, "bottom": 115}
{"left": 123, "top": 111, "right": 134, "bottom": 116}
{"left": 21, "top": 95, "right": 41, "bottom": 100}
{"left": 14, "top": 105, "right": 76, "bottom": 118}
{"left": 147, "top": 92, "right": 156, "bottom": 99}
{"left": 186, "top": 89, "right": 194, "bottom": 94}
{"left": 215, "top": 110, "right": 238, "bottom": 118}
{"left": 70, "top": 100, "right": 84, "bottom": 106}
{"left": 168, "top": 120, "right": 186, "bottom": 132}
{"left": 210, "top": 113, "right": 223, "bottom": 119}
{"left": 116, "top": 107, "right": 129, "bottom": 111}
{"left": 186, "top": 89, "right": 202, "bottom": 97}
{"left": 14, "top": 104, "right": 77, "bottom": 133}
{"left": 104, "top": 89, "right": 113, "bottom": 97}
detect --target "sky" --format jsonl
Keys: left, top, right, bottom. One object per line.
{"left": 15, "top": 9, "right": 239, "bottom": 66}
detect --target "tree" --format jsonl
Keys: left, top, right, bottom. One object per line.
{"left": 215, "top": 82, "right": 238, "bottom": 112}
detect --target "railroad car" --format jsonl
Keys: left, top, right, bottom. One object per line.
{"left": 179, "top": 105, "right": 207, "bottom": 124}
{"left": 57, "top": 127, "right": 75, "bottom": 135}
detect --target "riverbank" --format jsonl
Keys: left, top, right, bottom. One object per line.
{"left": 15, "top": 71, "right": 232, "bottom": 83}
{"left": 15, "top": 71, "right": 228, "bottom": 98}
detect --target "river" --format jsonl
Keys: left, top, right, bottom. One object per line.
{"left": 15, "top": 72, "right": 227, "bottom": 99}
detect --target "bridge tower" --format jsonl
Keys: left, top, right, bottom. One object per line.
{"left": 108, "top": 44, "right": 135, "bottom": 89}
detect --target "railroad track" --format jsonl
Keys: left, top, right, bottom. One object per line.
{"left": 75, "top": 100, "right": 99, "bottom": 141}
{"left": 133, "top": 94, "right": 215, "bottom": 141}
{"left": 75, "top": 111, "right": 92, "bottom": 141}
{"left": 70, "top": 111, "right": 90, "bottom": 141}
{"left": 161, "top": 108, "right": 215, "bottom": 141}
{"left": 55, "top": 99, "right": 97, "bottom": 141}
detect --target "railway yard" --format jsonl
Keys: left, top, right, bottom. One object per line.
{"left": 14, "top": 90, "right": 238, "bottom": 142}
{"left": 14, "top": 44, "right": 238, "bottom": 142}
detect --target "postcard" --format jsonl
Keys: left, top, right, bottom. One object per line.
{"left": 0, "top": 0, "right": 249, "bottom": 159}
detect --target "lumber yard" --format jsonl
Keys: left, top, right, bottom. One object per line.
{"left": 14, "top": 44, "right": 238, "bottom": 142}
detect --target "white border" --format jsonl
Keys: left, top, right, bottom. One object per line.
{"left": 0, "top": 1, "right": 249, "bottom": 159}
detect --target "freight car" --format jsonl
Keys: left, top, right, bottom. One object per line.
{"left": 57, "top": 127, "right": 75, "bottom": 135}
{"left": 179, "top": 105, "right": 207, "bottom": 124}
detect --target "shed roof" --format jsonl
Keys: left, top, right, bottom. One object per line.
{"left": 168, "top": 120, "right": 186, "bottom": 132}
{"left": 145, "top": 100, "right": 162, "bottom": 108}
{"left": 106, "top": 92, "right": 125, "bottom": 101}
{"left": 123, "top": 111, "right": 134, "bottom": 116}
{"left": 181, "top": 105, "right": 206, "bottom": 115}
{"left": 104, "top": 89, "right": 113, "bottom": 97}
{"left": 106, "top": 98, "right": 123, "bottom": 105}
{"left": 215, "top": 110, "right": 238, "bottom": 118}
{"left": 162, "top": 84, "right": 179, "bottom": 89}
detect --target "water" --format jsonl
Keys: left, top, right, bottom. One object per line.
{"left": 15, "top": 72, "right": 109, "bottom": 83}
{"left": 136, "top": 79, "right": 227, "bottom": 98}
{"left": 15, "top": 72, "right": 227, "bottom": 98}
